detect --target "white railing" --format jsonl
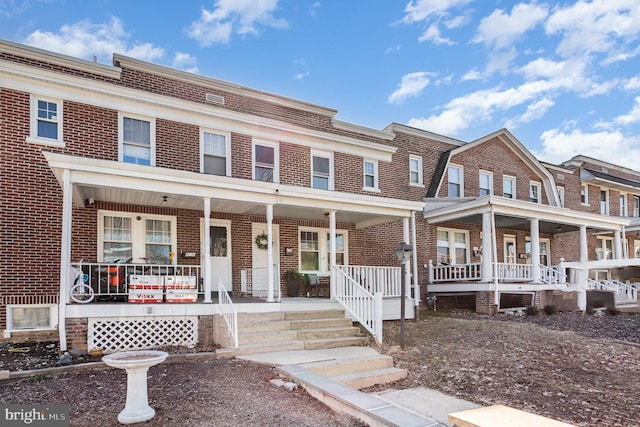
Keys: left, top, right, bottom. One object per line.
{"left": 218, "top": 277, "right": 238, "bottom": 348}
{"left": 585, "top": 277, "right": 616, "bottom": 292}
{"left": 338, "top": 265, "right": 402, "bottom": 296}
{"left": 428, "top": 261, "right": 481, "bottom": 283}
{"left": 496, "top": 263, "right": 533, "bottom": 281}
{"left": 333, "top": 266, "right": 383, "bottom": 344}
{"left": 603, "top": 280, "right": 639, "bottom": 303}
{"left": 69, "top": 262, "right": 201, "bottom": 302}
{"left": 539, "top": 264, "right": 567, "bottom": 290}
{"left": 240, "top": 266, "right": 281, "bottom": 301}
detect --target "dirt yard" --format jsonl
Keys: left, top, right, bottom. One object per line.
{"left": 2, "top": 310, "right": 640, "bottom": 426}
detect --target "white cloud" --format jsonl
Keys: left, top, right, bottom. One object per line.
{"left": 418, "top": 24, "right": 455, "bottom": 45}
{"left": 545, "top": 0, "right": 640, "bottom": 59}
{"left": 504, "top": 97, "right": 555, "bottom": 129}
{"left": 385, "top": 44, "right": 402, "bottom": 55}
{"left": 186, "top": 0, "right": 287, "bottom": 46}
{"left": 485, "top": 48, "right": 518, "bottom": 75}
{"left": 614, "top": 96, "right": 640, "bottom": 126}
{"left": 172, "top": 52, "right": 199, "bottom": 73}
{"left": 22, "top": 17, "right": 165, "bottom": 63}
{"left": 461, "top": 69, "right": 482, "bottom": 81}
{"left": 536, "top": 128, "right": 640, "bottom": 168}
{"left": 444, "top": 14, "right": 470, "bottom": 29}
{"left": 388, "top": 71, "right": 434, "bottom": 104}
{"left": 401, "top": 0, "right": 472, "bottom": 24}
{"left": 0, "top": 0, "right": 28, "bottom": 18}
{"left": 625, "top": 77, "right": 640, "bottom": 91}
{"left": 473, "top": 3, "right": 548, "bottom": 49}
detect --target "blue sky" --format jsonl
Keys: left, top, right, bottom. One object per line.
{"left": 2, "top": 1, "right": 640, "bottom": 168}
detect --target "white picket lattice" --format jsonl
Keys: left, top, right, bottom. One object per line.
{"left": 88, "top": 316, "right": 198, "bottom": 353}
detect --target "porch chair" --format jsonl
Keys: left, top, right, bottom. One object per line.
{"left": 304, "top": 274, "right": 328, "bottom": 297}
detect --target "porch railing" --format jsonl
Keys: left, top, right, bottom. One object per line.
{"left": 218, "top": 277, "right": 238, "bottom": 348}
{"left": 240, "top": 266, "right": 281, "bottom": 301}
{"left": 333, "top": 266, "right": 383, "bottom": 344}
{"left": 429, "top": 262, "right": 481, "bottom": 283}
{"left": 69, "top": 262, "right": 201, "bottom": 303}
{"left": 609, "top": 280, "right": 639, "bottom": 302}
{"left": 496, "top": 263, "right": 533, "bottom": 281}
{"left": 338, "top": 265, "right": 402, "bottom": 296}
{"left": 591, "top": 279, "right": 640, "bottom": 303}
{"left": 539, "top": 264, "right": 567, "bottom": 290}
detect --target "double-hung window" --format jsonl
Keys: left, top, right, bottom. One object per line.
{"left": 557, "top": 186, "right": 565, "bottom": 207}
{"left": 99, "top": 211, "right": 176, "bottom": 264}
{"left": 29, "top": 95, "right": 63, "bottom": 146}
{"left": 581, "top": 184, "right": 588, "bottom": 205}
{"left": 529, "top": 181, "right": 541, "bottom": 203}
{"left": 119, "top": 113, "right": 155, "bottom": 166}
{"left": 600, "top": 190, "right": 609, "bottom": 215}
{"left": 479, "top": 171, "right": 492, "bottom": 197}
{"left": 437, "top": 228, "right": 469, "bottom": 265}
{"left": 620, "top": 194, "right": 628, "bottom": 217}
{"left": 299, "top": 228, "right": 347, "bottom": 274}
{"left": 363, "top": 159, "right": 379, "bottom": 191}
{"left": 596, "top": 236, "right": 614, "bottom": 260}
{"left": 448, "top": 165, "right": 463, "bottom": 197}
{"left": 503, "top": 176, "right": 516, "bottom": 199}
{"left": 409, "top": 155, "right": 423, "bottom": 186}
{"left": 311, "top": 151, "right": 333, "bottom": 190}
{"left": 254, "top": 141, "right": 279, "bottom": 182}
{"left": 634, "top": 196, "right": 640, "bottom": 217}
{"left": 201, "top": 130, "right": 230, "bottom": 176}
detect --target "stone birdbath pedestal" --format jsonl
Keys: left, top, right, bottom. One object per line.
{"left": 102, "top": 350, "right": 168, "bottom": 424}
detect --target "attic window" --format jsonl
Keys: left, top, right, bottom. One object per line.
{"left": 206, "top": 93, "right": 225, "bottom": 105}
{"left": 556, "top": 173, "right": 564, "bottom": 182}
{"left": 601, "top": 167, "right": 608, "bottom": 174}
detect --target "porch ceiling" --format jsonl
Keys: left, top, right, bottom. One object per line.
{"left": 440, "top": 212, "right": 579, "bottom": 235}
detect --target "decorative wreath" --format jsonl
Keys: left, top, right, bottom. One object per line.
{"left": 255, "top": 232, "right": 269, "bottom": 250}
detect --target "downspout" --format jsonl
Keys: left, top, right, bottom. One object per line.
{"left": 266, "top": 204, "right": 275, "bottom": 302}
{"left": 491, "top": 205, "right": 499, "bottom": 308}
{"left": 411, "top": 211, "right": 419, "bottom": 319}
{"left": 203, "top": 198, "right": 212, "bottom": 303}
{"left": 58, "top": 169, "right": 72, "bottom": 352}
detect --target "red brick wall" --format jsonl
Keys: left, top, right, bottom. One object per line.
{"left": 156, "top": 119, "right": 199, "bottom": 171}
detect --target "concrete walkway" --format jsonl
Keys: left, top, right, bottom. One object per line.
{"left": 239, "top": 346, "right": 479, "bottom": 427}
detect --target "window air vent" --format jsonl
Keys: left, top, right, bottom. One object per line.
{"left": 601, "top": 167, "right": 608, "bottom": 174}
{"left": 557, "top": 173, "right": 564, "bottom": 182}
{"left": 206, "top": 93, "right": 225, "bottom": 105}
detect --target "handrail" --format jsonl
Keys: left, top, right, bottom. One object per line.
{"left": 339, "top": 265, "right": 402, "bottom": 296}
{"left": 334, "top": 266, "right": 383, "bottom": 343}
{"left": 218, "top": 277, "right": 238, "bottom": 348}
{"left": 605, "top": 280, "right": 639, "bottom": 302}
{"left": 496, "top": 263, "right": 533, "bottom": 281}
{"left": 539, "top": 264, "right": 567, "bottom": 291}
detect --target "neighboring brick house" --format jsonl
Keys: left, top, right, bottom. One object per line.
{"left": 1, "top": 40, "right": 639, "bottom": 351}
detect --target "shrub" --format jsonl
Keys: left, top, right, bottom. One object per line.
{"left": 543, "top": 305, "right": 558, "bottom": 315}
{"left": 525, "top": 305, "right": 539, "bottom": 316}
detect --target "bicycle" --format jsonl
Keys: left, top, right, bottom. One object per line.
{"left": 69, "top": 259, "right": 95, "bottom": 303}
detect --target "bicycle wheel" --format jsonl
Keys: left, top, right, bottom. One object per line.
{"left": 70, "top": 281, "right": 95, "bottom": 303}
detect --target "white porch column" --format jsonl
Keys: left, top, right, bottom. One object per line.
{"left": 403, "top": 217, "right": 411, "bottom": 302}
{"left": 481, "top": 211, "right": 492, "bottom": 282}
{"left": 490, "top": 206, "right": 499, "bottom": 306}
{"left": 203, "top": 198, "right": 212, "bottom": 303}
{"left": 266, "top": 204, "right": 275, "bottom": 302}
{"left": 329, "top": 210, "right": 337, "bottom": 299}
{"left": 411, "top": 211, "right": 419, "bottom": 310}
{"left": 58, "top": 169, "right": 72, "bottom": 351}
{"left": 579, "top": 225, "right": 588, "bottom": 262}
{"left": 622, "top": 226, "right": 628, "bottom": 259}
{"left": 530, "top": 218, "right": 541, "bottom": 283}
{"left": 614, "top": 230, "right": 622, "bottom": 260}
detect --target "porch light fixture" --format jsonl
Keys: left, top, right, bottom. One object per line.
{"left": 395, "top": 242, "right": 412, "bottom": 350}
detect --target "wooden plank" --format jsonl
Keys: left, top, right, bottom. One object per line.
{"left": 448, "top": 405, "right": 575, "bottom": 427}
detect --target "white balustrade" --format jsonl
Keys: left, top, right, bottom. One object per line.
{"left": 218, "top": 278, "right": 238, "bottom": 348}
{"left": 338, "top": 265, "right": 402, "bottom": 296}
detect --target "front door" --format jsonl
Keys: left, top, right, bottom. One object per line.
{"left": 201, "top": 220, "right": 232, "bottom": 291}
{"left": 251, "top": 223, "right": 279, "bottom": 298}
{"left": 504, "top": 236, "right": 516, "bottom": 263}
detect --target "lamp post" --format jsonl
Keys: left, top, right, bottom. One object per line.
{"left": 395, "top": 242, "right": 412, "bottom": 350}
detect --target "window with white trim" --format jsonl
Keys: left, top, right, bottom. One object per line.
{"left": 479, "top": 171, "right": 492, "bottom": 197}
{"left": 7, "top": 305, "right": 57, "bottom": 331}
{"left": 311, "top": 151, "right": 333, "bottom": 190}
{"left": 99, "top": 211, "right": 176, "bottom": 264}
{"left": 525, "top": 238, "right": 551, "bottom": 266}
{"left": 581, "top": 184, "right": 588, "bottom": 205}
{"left": 299, "top": 228, "right": 348, "bottom": 274}
{"left": 254, "top": 141, "right": 279, "bottom": 182}
{"left": 600, "top": 190, "right": 609, "bottom": 215}
{"left": 201, "top": 130, "right": 230, "bottom": 176}
{"left": 596, "top": 236, "right": 614, "bottom": 260}
{"left": 29, "top": 95, "right": 63, "bottom": 145}
{"left": 529, "top": 181, "right": 541, "bottom": 203}
{"left": 620, "top": 193, "right": 628, "bottom": 217}
{"left": 557, "top": 186, "right": 565, "bottom": 207}
{"left": 363, "top": 159, "right": 379, "bottom": 191}
{"left": 409, "top": 155, "right": 423, "bottom": 186}
{"left": 436, "top": 228, "right": 469, "bottom": 265}
{"left": 503, "top": 176, "right": 516, "bottom": 199}
{"left": 634, "top": 196, "right": 640, "bottom": 217}
{"left": 119, "top": 113, "right": 155, "bottom": 166}
{"left": 448, "top": 165, "right": 463, "bottom": 197}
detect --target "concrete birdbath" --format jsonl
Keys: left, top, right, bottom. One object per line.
{"left": 102, "top": 350, "right": 168, "bottom": 424}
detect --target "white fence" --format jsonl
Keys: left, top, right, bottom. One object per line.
{"left": 428, "top": 262, "right": 481, "bottom": 283}
{"left": 333, "top": 266, "right": 383, "bottom": 343}
{"left": 338, "top": 265, "right": 403, "bottom": 296}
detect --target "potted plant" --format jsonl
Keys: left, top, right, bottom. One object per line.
{"left": 283, "top": 269, "right": 304, "bottom": 297}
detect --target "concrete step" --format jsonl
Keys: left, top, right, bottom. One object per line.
{"left": 230, "top": 340, "right": 305, "bottom": 357}
{"left": 237, "top": 312, "right": 286, "bottom": 322}
{"left": 331, "top": 367, "right": 408, "bottom": 390}
{"left": 284, "top": 310, "right": 345, "bottom": 321}
{"left": 237, "top": 330, "right": 298, "bottom": 345}
{"left": 296, "top": 327, "right": 360, "bottom": 341}
{"left": 236, "top": 320, "right": 291, "bottom": 333}
{"left": 289, "top": 317, "right": 353, "bottom": 330}
{"left": 303, "top": 336, "right": 368, "bottom": 350}
{"left": 303, "top": 354, "right": 395, "bottom": 377}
